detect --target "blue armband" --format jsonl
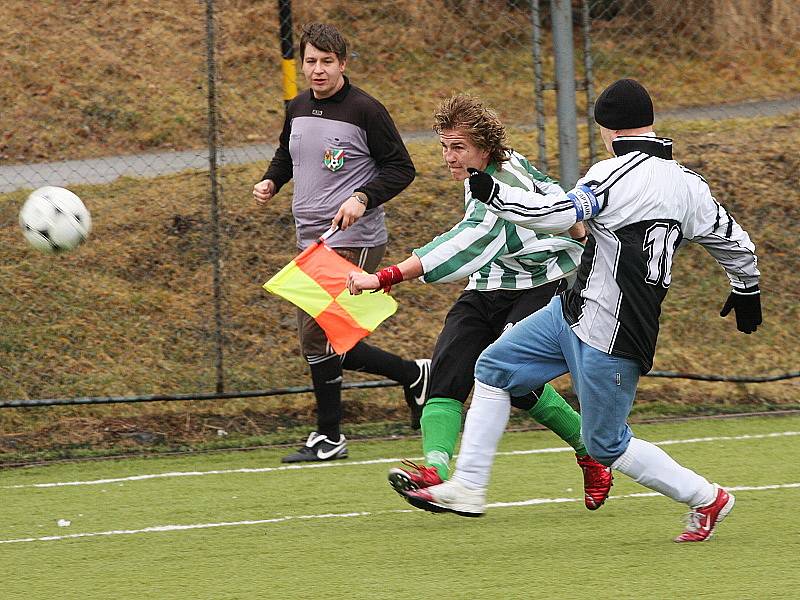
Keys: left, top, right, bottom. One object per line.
{"left": 567, "top": 185, "right": 599, "bottom": 221}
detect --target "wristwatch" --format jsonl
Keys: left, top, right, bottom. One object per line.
{"left": 352, "top": 192, "right": 368, "bottom": 207}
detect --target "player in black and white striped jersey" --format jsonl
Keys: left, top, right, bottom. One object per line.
{"left": 404, "top": 79, "right": 760, "bottom": 543}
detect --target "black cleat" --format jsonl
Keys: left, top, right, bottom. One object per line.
{"left": 404, "top": 359, "right": 431, "bottom": 430}
{"left": 281, "top": 432, "right": 348, "bottom": 463}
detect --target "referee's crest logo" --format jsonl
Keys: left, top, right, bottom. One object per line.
{"left": 324, "top": 148, "right": 345, "bottom": 172}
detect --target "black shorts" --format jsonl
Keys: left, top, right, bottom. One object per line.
{"left": 428, "top": 280, "right": 565, "bottom": 403}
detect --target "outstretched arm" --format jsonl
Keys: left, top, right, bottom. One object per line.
{"left": 466, "top": 168, "right": 599, "bottom": 233}
{"left": 347, "top": 255, "right": 423, "bottom": 295}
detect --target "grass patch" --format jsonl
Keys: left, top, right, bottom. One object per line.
{"left": 1, "top": 416, "right": 799, "bottom": 599}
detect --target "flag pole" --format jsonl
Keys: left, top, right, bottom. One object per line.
{"left": 319, "top": 225, "right": 339, "bottom": 243}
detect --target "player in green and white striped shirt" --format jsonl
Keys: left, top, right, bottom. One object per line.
{"left": 347, "top": 94, "right": 613, "bottom": 510}
{"left": 416, "top": 149, "right": 582, "bottom": 290}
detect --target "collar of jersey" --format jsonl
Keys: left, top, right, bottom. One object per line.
{"left": 309, "top": 76, "right": 351, "bottom": 104}
{"left": 612, "top": 135, "right": 673, "bottom": 159}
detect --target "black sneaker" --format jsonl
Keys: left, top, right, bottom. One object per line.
{"left": 403, "top": 359, "right": 431, "bottom": 430}
{"left": 281, "top": 432, "right": 348, "bottom": 463}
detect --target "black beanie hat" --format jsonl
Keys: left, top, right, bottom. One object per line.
{"left": 594, "top": 78, "right": 654, "bottom": 130}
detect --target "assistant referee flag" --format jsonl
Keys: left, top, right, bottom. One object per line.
{"left": 264, "top": 241, "right": 398, "bottom": 353}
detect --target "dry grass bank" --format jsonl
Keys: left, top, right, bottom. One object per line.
{"left": 0, "top": 114, "right": 798, "bottom": 459}
{"left": 0, "top": 0, "right": 797, "bottom": 165}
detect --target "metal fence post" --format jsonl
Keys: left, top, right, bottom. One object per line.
{"left": 580, "top": 0, "right": 597, "bottom": 165}
{"left": 529, "top": 0, "right": 547, "bottom": 172}
{"left": 550, "top": 0, "right": 579, "bottom": 188}
{"left": 205, "top": 0, "right": 225, "bottom": 393}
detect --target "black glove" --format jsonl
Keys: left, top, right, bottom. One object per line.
{"left": 720, "top": 285, "right": 762, "bottom": 334}
{"left": 467, "top": 168, "right": 499, "bottom": 204}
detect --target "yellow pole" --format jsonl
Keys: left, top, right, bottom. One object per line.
{"left": 282, "top": 57, "right": 297, "bottom": 102}
{"left": 278, "top": 0, "right": 297, "bottom": 106}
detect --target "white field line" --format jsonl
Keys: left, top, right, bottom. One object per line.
{"left": 3, "top": 430, "right": 799, "bottom": 490}
{"left": 1, "top": 482, "right": 798, "bottom": 545}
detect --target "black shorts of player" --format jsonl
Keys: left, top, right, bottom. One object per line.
{"left": 427, "top": 279, "right": 566, "bottom": 403}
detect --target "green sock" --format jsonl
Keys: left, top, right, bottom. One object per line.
{"left": 528, "top": 384, "right": 588, "bottom": 455}
{"left": 420, "top": 397, "right": 463, "bottom": 480}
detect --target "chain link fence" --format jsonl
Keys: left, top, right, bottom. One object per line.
{"left": 1, "top": 0, "right": 798, "bottom": 406}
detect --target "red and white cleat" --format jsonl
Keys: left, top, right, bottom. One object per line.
{"left": 576, "top": 454, "right": 613, "bottom": 510}
{"left": 674, "top": 485, "right": 735, "bottom": 543}
{"left": 388, "top": 460, "right": 443, "bottom": 496}
{"left": 402, "top": 479, "right": 486, "bottom": 517}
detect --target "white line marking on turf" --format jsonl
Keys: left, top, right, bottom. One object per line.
{"left": 1, "top": 482, "right": 797, "bottom": 545}
{"left": 489, "top": 482, "right": 800, "bottom": 507}
{"left": 3, "top": 431, "right": 799, "bottom": 490}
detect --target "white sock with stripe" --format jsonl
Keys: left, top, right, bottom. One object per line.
{"left": 612, "top": 437, "right": 716, "bottom": 507}
{"left": 451, "top": 380, "right": 511, "bottom": 490}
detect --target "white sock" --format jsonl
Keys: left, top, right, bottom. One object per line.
{"left": 451, "top": 380, "right": 511, "bottom": 490}
{"left": 612, "top": 437, "right": 716, "bottom": 507}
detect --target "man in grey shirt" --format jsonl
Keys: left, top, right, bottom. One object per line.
{"left": 253, "top": 22, "right": 429, "bottom": 463}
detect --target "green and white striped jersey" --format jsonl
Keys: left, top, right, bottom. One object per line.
{"left": 413, "top": 151, "right": 583, "bottom": 291}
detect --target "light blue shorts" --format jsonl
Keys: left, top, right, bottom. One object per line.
{"left": 474, "top": 296, "right": 641, "bottom": 465}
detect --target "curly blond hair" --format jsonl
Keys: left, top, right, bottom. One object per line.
{"left": 432, "top": 93, "right": 510, "bottom": 166}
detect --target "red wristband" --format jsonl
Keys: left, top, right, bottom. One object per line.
{"left": 375, "top": 265, "right": 403, "bottom": 292}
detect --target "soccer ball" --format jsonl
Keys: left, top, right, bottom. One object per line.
{"left": 19, "top": 186, "right": 92, "bottom": 253}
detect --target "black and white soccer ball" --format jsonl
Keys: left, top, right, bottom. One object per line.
{"left": 19, "top": 186, "right": 92, "bottom": 253}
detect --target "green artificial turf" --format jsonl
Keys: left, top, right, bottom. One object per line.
{"left": 2, "top": 415, "right": 799, "bottom": 599}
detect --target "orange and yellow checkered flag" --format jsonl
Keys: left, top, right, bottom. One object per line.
{"left": 264, "top": 241, "right": 397, "bottom": 354}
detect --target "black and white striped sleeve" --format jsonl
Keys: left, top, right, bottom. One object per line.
{"left": 684, "top": 175, "right": 760, "bottom": 290}
{"left": 480, "top": 179, "right": 588, "bottom": 233}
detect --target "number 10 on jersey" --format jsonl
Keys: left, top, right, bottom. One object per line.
{"left": 643, "top": 222, "right": 681, "bottom": 287}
